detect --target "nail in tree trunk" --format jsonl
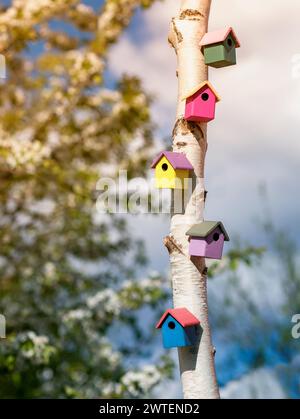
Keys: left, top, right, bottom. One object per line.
{"left": 165, "top": 0, "right": 220, "bottom": 399}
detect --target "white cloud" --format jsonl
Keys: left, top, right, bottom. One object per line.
{"left": 221, "top": 367, "right": 286, "bottom": 399}
{"left": 108, "top": 31, "right": 176, "bottom": 131}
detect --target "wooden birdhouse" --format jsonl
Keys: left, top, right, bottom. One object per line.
{"left": 183, "top": 81, "right": 220, "bottom": 123}
{"left": 151, "top": 151, "right": 193, "bottom": 189}
{"left": 156, "top": 308, "right": 200, "bottom": 349}
{"left": 200, "top": 27, "right": 240, "bottom": 68}
{"left": 186, "top": 221, "right": 230, "bottom": 260}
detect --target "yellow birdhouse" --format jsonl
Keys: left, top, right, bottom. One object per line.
{"left": 151, "top": 151, "right": 193, "bottom": 189}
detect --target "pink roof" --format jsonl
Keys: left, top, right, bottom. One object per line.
{"left": 200, "top": 27, "right": 240, "bottom": 48}
{"left": 151, "top": 151, "right": 193, "bottom": 170}
{"left": 156, "top": 308, "right": 200, "bottom": 329}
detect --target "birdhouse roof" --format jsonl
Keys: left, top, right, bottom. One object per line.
{"left": 200, "top": 27, "right": 241, "bottom": 48}
{"left": 151, "top": 151, "right": 193, "bottom": 170}
{"left": 156, "top": 308, "right": 200, "bottom": 329}
{"left": 182, "top": 81, "right": 221, "bottom": 102}
{"left": 186, "top": 221, "right": 230, "bottom": 241}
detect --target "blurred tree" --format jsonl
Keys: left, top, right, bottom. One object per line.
{"left": 0, "top": 0, "right": 172, "bottom": 398}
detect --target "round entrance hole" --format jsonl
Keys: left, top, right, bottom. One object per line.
{"left": 168, "top": 321, "right": 176, "bottom": 330}
{"left": 162, "top": 163, "right": 168, "bottom": 171}
{"left": 213, "top": 233, "right": 220, "bottom": 242}
{"left": 201, "top": 93, "right": 209, "bottom": 101}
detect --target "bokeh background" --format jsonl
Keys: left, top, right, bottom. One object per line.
{"left": 0, "top": 0, "right": 299, "bottom": 399}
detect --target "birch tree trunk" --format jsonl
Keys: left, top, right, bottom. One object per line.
{"left": 165, "top": 0, "right": 220, "bottom": 399}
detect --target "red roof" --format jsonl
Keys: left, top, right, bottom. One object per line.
{"left": 151, "top": 151, "right": 193, "bottom": 170}
{"left": 156, "top": 308, "right": 200, "bottom": 329}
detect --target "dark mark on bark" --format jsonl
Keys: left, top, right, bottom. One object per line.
{"left": 163, "top": 235, "right": 185, "bottom": 255}
{"left": 172, "top": 118, "right": 192, "bottom": 138}
{"left": 204, "top": 190, "right": 208, "bottom": 202}
{"left": 172, "top": 118, "right": 182, "bottom": 138}
{"left": 188, "top": 122, "right": 205, "bottom": 143}
{"left": 180, "top": 9, "right": 205, "bottom": 20}
{"left": 168, "top": 38, "right": 174, "bottom": 48}
{"left": 172, "top": 19, "right": 183, "bottom": 43}
{"left": 202, "top": 266, "right": 208, "bottom": 276}
{"left": 175, "top": 141, "right": 187, "bottom": 148}
{"left": 172, "top": 118, "right": 205, "bottom": 143}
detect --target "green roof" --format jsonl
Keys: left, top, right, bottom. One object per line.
{"left": 186, "top": 221, "right": 230, "bottom": 241}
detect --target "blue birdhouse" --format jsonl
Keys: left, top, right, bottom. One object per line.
{"left": 156, "top": 308, "right": 200, "bottom": 349}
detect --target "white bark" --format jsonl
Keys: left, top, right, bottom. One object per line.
{"left": 165, "top": 0, "right": 220, "bottom": 399}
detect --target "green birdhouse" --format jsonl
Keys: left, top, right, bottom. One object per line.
{"left": 200, "top": 27, "right": 240, "bottom": 68}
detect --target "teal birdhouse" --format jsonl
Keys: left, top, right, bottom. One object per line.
{"left": 156, "top": 308, "right": 200, "bottom": 349}
{"left": 200, "top": 27, "right": 240, "bottom": 68}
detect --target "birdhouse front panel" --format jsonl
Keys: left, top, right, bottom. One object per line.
{"left": 185, "top": 85, "right": 217, "bottom": 123}
{"left": 154, "top": 156, "right": 189, "bottom": 189}
{"left": 204, "top": 38, "right": 237, "bottom": 68}
{"left": 189, "top": 226, "right": 225, "bottom": 260}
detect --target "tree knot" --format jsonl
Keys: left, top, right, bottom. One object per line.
{"left": 163, "top": 235, "right": 185, "bottom": 255}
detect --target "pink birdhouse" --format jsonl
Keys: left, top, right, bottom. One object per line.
{"left": 183, "top": 81, "right": 221, "bottom": 123}
{"left": 186, "top": 221, "right": 230, "bottom": 260}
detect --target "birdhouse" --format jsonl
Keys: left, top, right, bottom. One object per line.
{"left": 186, "top": 221, "right": 230, "bottom": 260}
{"left": 156, "top": 308, "right": 200, "bottom": 349}
{"left": 183, "top": 81, "right": 220, "bottom": 123}
{"left": 200, "top": 27, "right": 240, "bottom": 68}
{"left": 151, "top": 151, "right": 193, "bottom": 189}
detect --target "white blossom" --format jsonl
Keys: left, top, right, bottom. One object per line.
{"left": 63, "top": 309, "right": 91, "bottom": 322}
{"left": 121, "top": 364, "right": 163, "bottom": 397}
{"left": 19, "top": 331, "right": 53, "bottom": 365}
{"left": 87, "top": 289, "right": 121, "bottom": 316}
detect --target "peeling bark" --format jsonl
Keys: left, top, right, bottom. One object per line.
{"left": 179, "top": 9, "right": 205, "bottom": 20}
{"left": 166, "top": 0, "right": 220, "bottom": 399}
{"left": 164, "top": 235, "right": 186, "bottom": 256}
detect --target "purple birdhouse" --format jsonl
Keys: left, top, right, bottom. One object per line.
{"left": 186, "top": 221, "right": 230, "bottom": 260}
{"left": 183, "top": 81, "right": 221, "bottom": 123}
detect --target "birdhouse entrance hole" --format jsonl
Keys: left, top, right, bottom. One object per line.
{"left": 213, "top": 233, "right": 220, "bottom": 241}
{"left": 168, "top": 321, "right": 176, "bottom": 329}
{"left": 201, "top": 92, "right": 209, "bottom": 101}
{"left": 162, "top": 163, "right": 168, "bottom": 171}
{"left": 227, "top": 38, "right": 233, "bottom": 47}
